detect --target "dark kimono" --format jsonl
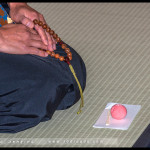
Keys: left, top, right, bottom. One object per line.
{"left": 0, "top": 3, "right": 86, "bottom": 133}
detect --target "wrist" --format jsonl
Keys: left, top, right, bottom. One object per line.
{"left": 0, "top": 28, "right": 5, "bottom": 51}
{"left": 8, "top": 3, "right": 27, "bottom": 9}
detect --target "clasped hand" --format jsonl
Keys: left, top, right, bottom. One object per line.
{"left": 0, "top": 3, "right": 56, "bottom": 57}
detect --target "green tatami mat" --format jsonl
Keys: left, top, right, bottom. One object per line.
{"left": 0, "top": 3, "right": 150, "bottom": 147}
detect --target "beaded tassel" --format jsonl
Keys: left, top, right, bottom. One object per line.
{"left": 33, "top": 19, "right": 84, "bottom": 114}
{"left": 64, "top": 57, "right": 84, "bottom": 114}
{"left": 69, "top": 64, "right": 84, "bottom": 114}
{"left": 7, "top": 17, "right": 84, "bottom": 114}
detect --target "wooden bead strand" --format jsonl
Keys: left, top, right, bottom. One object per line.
{"left": 33, "top": 19, "right": 72, "bottom": 62}
{"left": 33, "top": 19, "right": 83, "bottom": 115}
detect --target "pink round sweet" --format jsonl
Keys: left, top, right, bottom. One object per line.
{"left": 110, "top": 104, "right": 127, "bottom": 120}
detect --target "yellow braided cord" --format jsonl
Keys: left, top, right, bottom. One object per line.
{"left": 69, "top": 64, "right": 84, "bottom": 114}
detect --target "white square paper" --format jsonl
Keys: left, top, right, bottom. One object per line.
{"left": 93, "top": 102, "right": 141, "bottom": 130}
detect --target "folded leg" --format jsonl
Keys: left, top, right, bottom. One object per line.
{"left": 0, "top": 43, "right": 86, "bottom": 133}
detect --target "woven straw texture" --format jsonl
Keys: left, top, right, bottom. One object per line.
{"left": 0, "top": 3, "right": 150, "bottom": 147}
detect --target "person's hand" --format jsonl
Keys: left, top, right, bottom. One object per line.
{"left": 8, "top": 2, "right": 56, "bottom": 52}
{"left": 0, "top": 23, "right": 49, "bottom": 57}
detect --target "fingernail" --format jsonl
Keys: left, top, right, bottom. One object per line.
{"left": 48, "top": 45, "right": 53, "bottom": 51}
{"left": 51, "top": 45, "right": 54, "bottom": 51}
{"left": 53, "top": 44, "right": 56, "bottom": 50}
{"left": 44, "top": 40, "right": 48, "bottom": 45}
{"left": 26, "top": 22, "right": 30, "bottom": 27}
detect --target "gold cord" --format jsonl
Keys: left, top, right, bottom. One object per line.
{"left": 69, "top": 64, "right": 84, "bottom": 114}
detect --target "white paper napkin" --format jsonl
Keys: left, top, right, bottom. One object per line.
{"left": 93, "top": 102, "right": 141, "bottom": 130}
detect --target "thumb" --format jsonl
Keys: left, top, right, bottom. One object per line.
{"left": 21, "top": 17, "right": 34, "bottom": 28}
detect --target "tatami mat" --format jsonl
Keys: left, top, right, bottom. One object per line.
{"left": 0, "top": 3, "right": 150, "bottom": 147}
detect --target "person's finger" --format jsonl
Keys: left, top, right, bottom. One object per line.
{"left": 33, "top": 14, "right": 49, "bottom": 46}
{"left": 39, "top": 14, "right": 55, "bottom": 50}
{"left": 29, "top": 40, "right": 48, "bottom": 50}
{"left": 45, "top": 31, "right": 54, "bottom": 51}
{"left": 30, "top": 33, "right": 42, "bottom": 41}
{"left": 34, "top": 24, "right": 48, "bottom": 46}
{"left": 41, "top": 14, "right": 57, "bottom": 50}
{"left": 27, "top": 28, "right": 38, "bottom": 35}
{"left": 50, "top": 35, "right": 56, "bottom": 50}
{"left": 28, "top": 47, "right": 48, "bottom": 57}
{"left": 39, "top": 14, "right": 47, "bottom": 27}
{"left": 21, "top": 16, "right": 35, "bottom": 29}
